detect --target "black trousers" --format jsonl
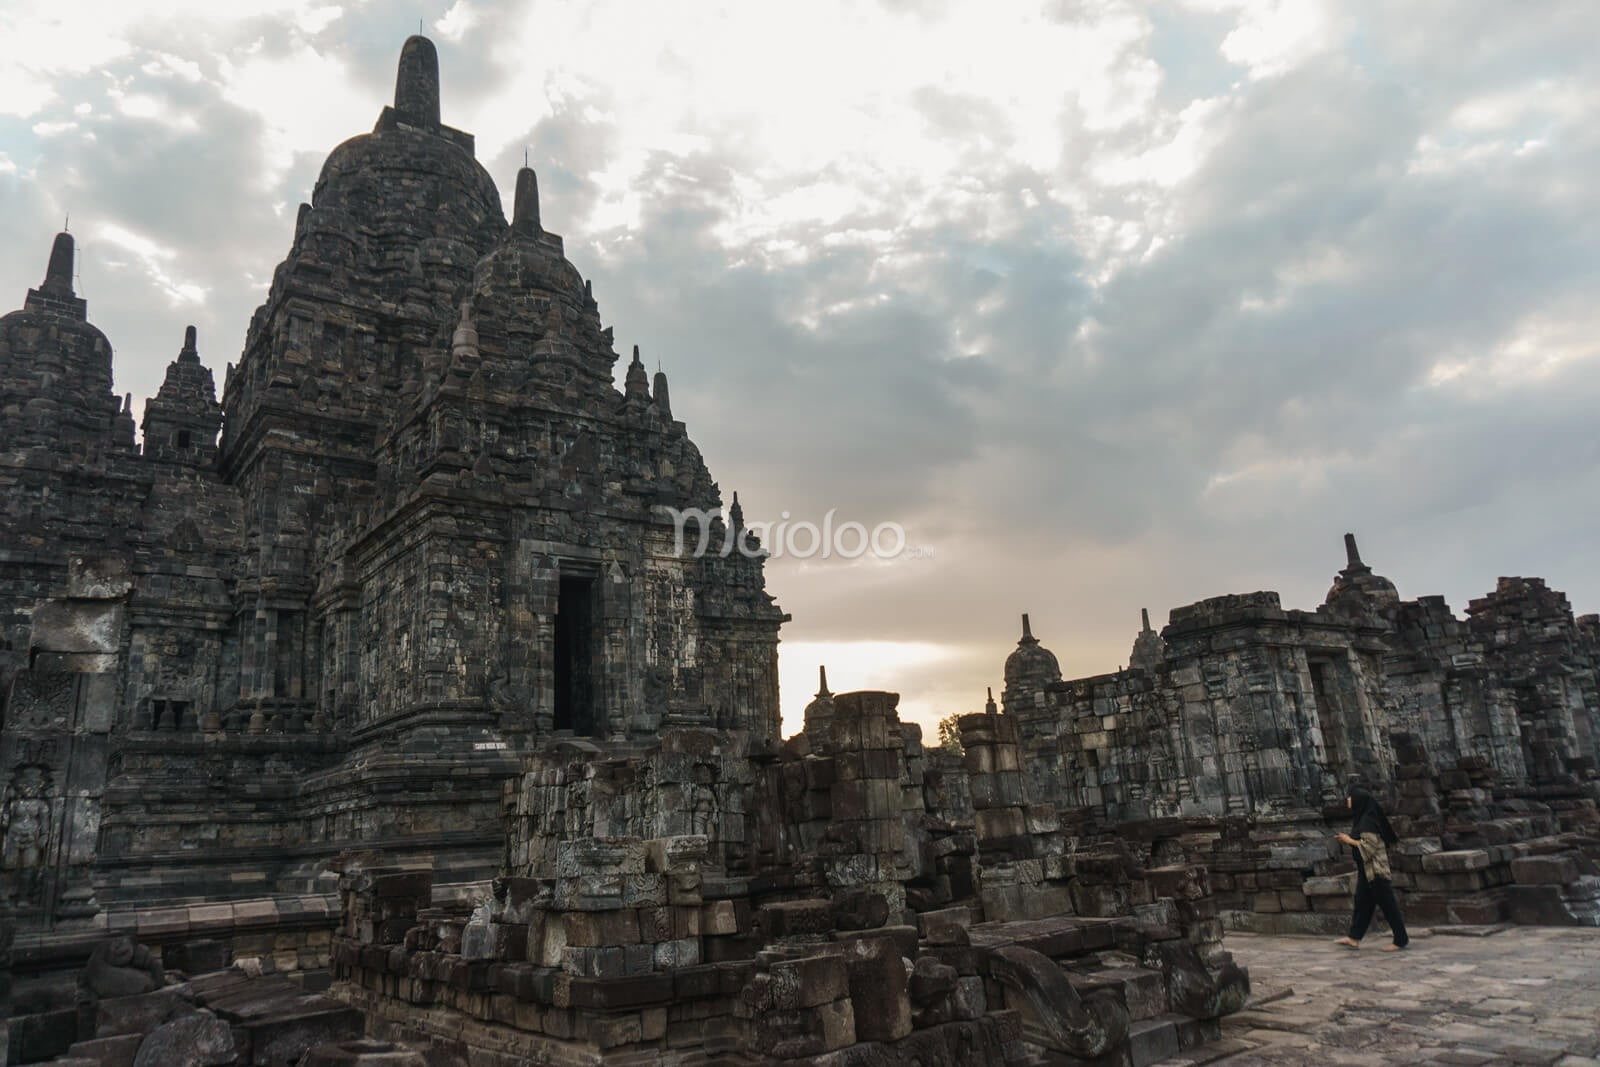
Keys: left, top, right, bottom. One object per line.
{"left": 1348, "top": 858, "right": 1409, "bottom": 947}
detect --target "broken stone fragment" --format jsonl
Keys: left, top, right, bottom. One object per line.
{"left": 84, "top": 937, "right": 166, "bottom": 999}
{"left": 131, "top": 1012, "right": 235, "bottom": 1067}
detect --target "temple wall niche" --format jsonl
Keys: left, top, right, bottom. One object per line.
{"left": 357, "top": 540, "right": 424, "bottom": 721}
{"left": 123, "top": 623, "right": 218, "bottom": 732}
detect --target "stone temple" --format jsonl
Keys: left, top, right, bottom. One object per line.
{"left": 1005, "top": 535, "right": 1600, "bottom": 935}
{"left": 0, "top": 35, "right": 1596, "bottom": 1067}
{"left": 1, "top": 34, "right": 783, "bottom": 930}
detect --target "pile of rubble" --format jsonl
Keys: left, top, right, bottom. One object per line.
{"left": 6, "top": 934, "right": 384, "bottom": 1066}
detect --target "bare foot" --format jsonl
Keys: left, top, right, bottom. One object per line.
{"left": 1334, "top": 937, "right": 1360, "bottom": 949}
{"left": 1382, "top": 944, "right": 1406, "bottom": 952}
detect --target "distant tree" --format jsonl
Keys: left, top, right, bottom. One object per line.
{"left": 936, "top": 714, "right": 964, "bottom": 756}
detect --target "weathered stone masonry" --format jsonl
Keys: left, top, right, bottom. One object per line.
{"left": 0, "top": 34, "right": 783, "bottom": 945}
{"left": 3, "top": 28, "right": 1596, "bottom": 1067}
{"left": 1003, "top": 534, "right": 1600, "bottom": 928}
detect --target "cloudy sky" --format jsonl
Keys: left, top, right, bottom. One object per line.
{"left": 2, "top": 0, "right": 1597, "bottom": 735}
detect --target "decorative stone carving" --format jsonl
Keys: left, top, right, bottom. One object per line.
{"left": 1, "top": 765, "right": 52, "bottom": 904}
{"left": 985, "top": 943, "right": 1129, "bottom": 1057}
{"left": 84, "top": 935, "right": 166, "bottom": 998}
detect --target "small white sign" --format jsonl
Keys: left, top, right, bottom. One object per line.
{"left": 473, "top": 741, "right": 508, "bottom": 751}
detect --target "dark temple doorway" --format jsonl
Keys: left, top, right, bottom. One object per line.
{"left": 554, "top": 574, "right": 597, "bottom": 735}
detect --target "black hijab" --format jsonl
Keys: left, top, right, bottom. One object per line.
{"left": 1347, "top": 785, "right": 1399, "bottom": 845}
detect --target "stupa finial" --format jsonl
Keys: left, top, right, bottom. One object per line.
{"left": 43, "top": 232, "right": 75, "bottom": 293}
{"left": 513, "top": 167, "right": 540, "bottom": 234}
{"left": 1344, "top": 532, "right": 1363, "bottom": 568}
{"left": 393, "top": 35, "right": 441, "bottom": 127}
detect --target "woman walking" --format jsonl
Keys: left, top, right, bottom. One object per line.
{"left": 1334, "top": 784, "right": 1409, "bottom": 951}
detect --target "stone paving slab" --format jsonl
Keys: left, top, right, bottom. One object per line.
{"left": 1155, "top": 928, "right": 1600, "bottom": 1066}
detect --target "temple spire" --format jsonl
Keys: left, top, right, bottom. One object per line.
{"left": 729, "top": 491, "right": 744, "bottom": 529}
{"left": 513, "top": 166, "right": 540, "bottom": 235}
{"left": 1141, "top": 607, "right": 1152, "bottom": 633}
{"left": 393, "top": 35, "right": 441, "bottom": 127}
{"left": 985, "top": 687, "right": 997, "bottom": 714}
{"left": 1344, "top": 532, "right": 1363, "bottom": 568}
{"left": 1020, "top": 613, "right": 1036, "bottom": 644}
{"left": 25, "top": 232, "right": 87, "bottom": 318}
{"left": 816, "top": 665, "right": 830, "bottom": 698}
{"left": 44, "top": 232, "right": 75, "bottom": 293}
{"left": 625, "top": 343, "right": 650, "bottom": 399}
{"left": 451, "top": 299, "right": 479, "bottom": 362}
{"left": 653, "top": 365, "right": 672, "bottom": 419}
{"left": 178, "top": 325, "right": 199, "bottom": 362}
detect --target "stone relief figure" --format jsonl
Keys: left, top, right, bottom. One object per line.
{"left": 562, "top": 773, "right": 589, "bottom": 837}
{"left": 636, "top": 762, "right": 660, "bottom": 838}
{"left": 486, "top": 669, "right": 515, "bottom": 715}
{"left": 687, "top": 762, "right": 719, "bottom": 836}
{"left": 1, "top": 764, "right": 53, "bottom": 904}
{"left": 643, "top": 664, "right": 671, "bottom": 720}
{"left": 486, "top": 660, "right": 536, "bottom": 722}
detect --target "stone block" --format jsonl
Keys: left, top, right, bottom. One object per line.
{"left": 1302, "top": 872, "right": 1356, "bottom": 896}
{"left": 830, "top": 888, "right": 889, "bottom": 932}
{"left": 538, "top": 915, "right": 569, "bottom": 968}
{"left": 557, "top": 837, "right": 646, "bottom": 878}
{"left": 843, "top": 937, "right": 912, "bottom": 1042}
{"left": 770, "top": 954, "right": 851, "bottom": 1010}
{"left": 624, "top": 943, "right": 655, "bottom": 976}
{"left": 622, "top": 873, "right": 667, "bottom": 907}
{"left": 232, "top": 899, "right": 280, "bottom": 926}
{"left": 816, "top": 997, "right": 857, "bottom": 1052}
{"left": 593, "top": 1013, "right": 643, "bottom": 1050}
{"left": 1421, "top": 849, "right": 1492, "bottom": 874}
{"left": 702, "top": 899, "right": 739, "bottom": 936}
{"left": 301, "top": 1039, "right": 428, "bottom": 1065}
{"left": 8, "top": 1009, "right": 79, "bottom": 1065}
{"left": 645, "top": 834, "right": 709, "bottom": 875}
{"left": 1125, "top": 1015, "right": 1180, "bottom": 1064}
{"left": 131, "top": 1012, "right": 236, "bottom": 1067}
{"left": 164, "top": 939, "right": 232, "bottom": 975}
{"left": 760, "top": 898, "right": 834, "bottom": 938}
{"left": 94, "top": 989, "right": 197, "bottom": 1038}
{"left": 1099, "top": 967, "right": 1166, "bottom": 1021}
{"left": 237, "top": 1002, "right": 364, "bottom": 1067}
{"left": 371, "top": 871, "right": 432, "bottom": 899}
{"left": 920, "top": 905, "right": 973, "bottom": 945}
{"left": 951, "top": 975, "right": 986, "bottom": 1020}
{"left": 636, "top": 906, "right": 673, "bottom": 943}
{"left": 65, "top": 1033, "right": 144, "bottom": 1067}
{"left": 653, "top": 938, "right": 701, "bottom": 969}
{"left": 1510, "top": 853, "right": 1579, "bottom": 885}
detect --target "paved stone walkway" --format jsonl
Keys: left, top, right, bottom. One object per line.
{"left": 1165, "top": 927, "right": 1600, "bottom": 1066}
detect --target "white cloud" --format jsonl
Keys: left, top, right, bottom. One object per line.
{"left": 1428, "top": 300, "right": 1600, "bottom": 393}
{"left": 217, "top": 46, "right": 369, "bottom": 182}
{"left": 94, "top": 223, "right": 207, "bottom": 306}
{"left": 779, "top": 639, "right": 954, "bottom": 735}
{"left": 435, "top": 0, "right": 478, "bottom": 41}
{"left": 1196, "top": 0, "right": 1336, "bottom": 78}
{"left": 0, "top": 1, "right": 1596, "bottom": 734}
